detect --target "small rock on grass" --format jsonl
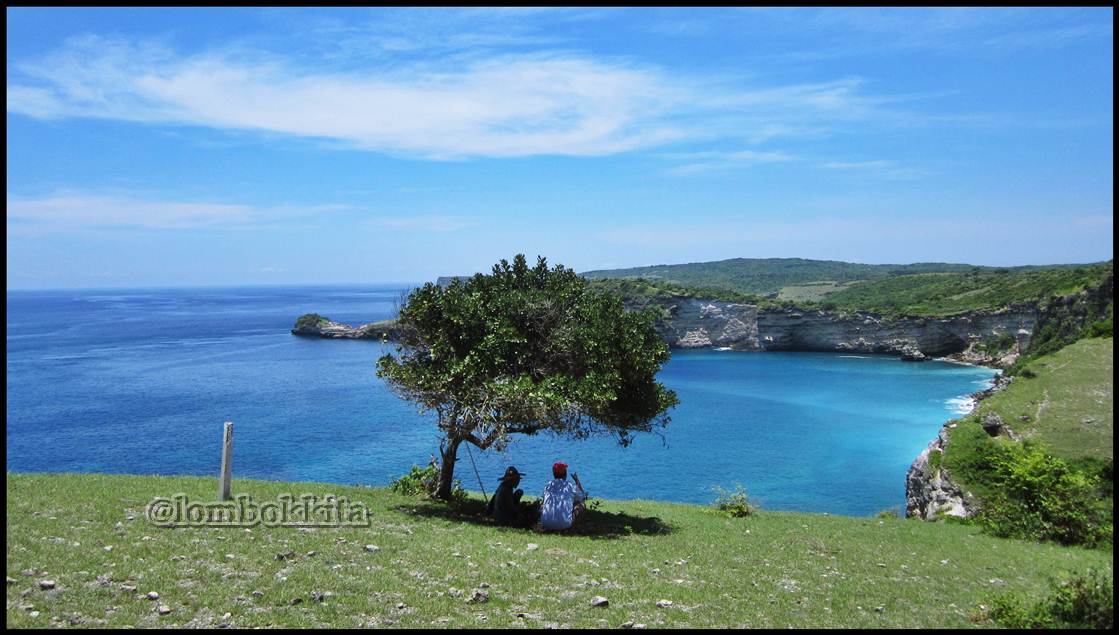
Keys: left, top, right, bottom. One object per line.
{"left": 311, "top": 591, "right": 333, "bottom": 603}
{"left": 364, "top": 545, "right": 380, "bottom": 553}
{"left": 591, "top": 596, "right": 609, "bottom": 607}
{"left": 146, "top": 591, "right": 160, "bottom": 601}
{"left": 466, "top": 590, "right": 489, "bottom": 604}
{"left": 655, "top": 599, "right": 674, "bottom": 608}
{"left": 7, "top": 576, "right": 17, "bottom": 585}
{"left": 157, "top": 604, "right": 171, "bottom": 615}
{"left": 38, "top": 580, "right": 56, "bottom": 590}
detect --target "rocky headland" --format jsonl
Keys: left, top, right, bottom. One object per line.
{"left": 291, "top": 315, "right": 408, "bottom": 341}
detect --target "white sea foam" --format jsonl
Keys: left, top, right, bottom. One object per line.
{"left": 839, "top": 355, "right": 870, "bottom": 359}
{"left": 972, "top": 378, "right": 996, "bottom": 390}
{"left": 714, "top": 346, "right": 732, "bottom": 351}
{"left": 946, "top": 396, "right": 977, "bottom": 415}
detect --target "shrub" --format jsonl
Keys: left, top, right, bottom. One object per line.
{"left": 1086, "top": 316, "right": 1112, "bottom": 338}
{"left": 876, "top": 507, "right": 900, "bottom": 519}
{"left": 989, "top": 569, "right": 1113, "bottom": 629}
{"left": 391, "top": 462, "right": 467, "bottom": 505}
{"left": 712, "top": 484, "right": 755, "bottom": 518}
{"left": 973, "top": 440, "right": 1112, "bottom": 547}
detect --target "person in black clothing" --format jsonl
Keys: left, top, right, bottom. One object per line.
{"left": 487, "top": 466, "right": 526, "bottom": 526}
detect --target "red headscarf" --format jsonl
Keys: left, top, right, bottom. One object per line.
{"left": 552, "top": 461, "right": 568, "bottom": 478}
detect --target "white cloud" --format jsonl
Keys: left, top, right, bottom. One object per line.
{"left": 662, "top": 149, "right": 796, "bottom": 175}
{"left": 5, "top": 193, "right": 347, "bottom": 229}
{"left": 7, "top": 36, "right": 929, "bottom": 160}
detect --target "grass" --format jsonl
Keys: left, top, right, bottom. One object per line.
{"left": 820, "top": 263, "right": 1112, "bottom": 317}
{"left": 7, "top": 472, "right": 1113, "bottom": 628}
{"left": 939, "top": 337, "right": 1113, "bottom": 547}
{"left": 971, "top": 337, "right": 1112, "bottom": 463}
{"left": 586, "top": 260, "right": 1112, "bottom": 319}
{"left": 776, "top": 281, "right": 854, "bottom": 302}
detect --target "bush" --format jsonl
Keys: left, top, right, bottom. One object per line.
{"left": 973, "top": 440, "right": 1112, "bottom": 547}
{"left": 978, "top": 332, "right": 1017, "bottom": 355}
{"left": 989, "top": 569, "right": 1113, "bottom": 629}
{"left": 712, "top": 484, "right": 755, "bottom": 518}
{"left": 294, "top": 313, "right": 330, "bottom": 329}
{"left": 1086, "top": 316, "right": 1112, "bottom": 338}
{"left": 391, "top": 462, "right": 467, "bottom": 505}
{"left": 876, "top": 507, "right": 900, "bottom": 519}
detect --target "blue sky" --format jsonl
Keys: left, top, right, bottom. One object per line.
{"left": 6, "top": 7, "right": 1114, "bottom": 289}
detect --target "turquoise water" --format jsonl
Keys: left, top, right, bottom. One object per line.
{"left": 6, "top": 285, "right": 996, "bottom": 516}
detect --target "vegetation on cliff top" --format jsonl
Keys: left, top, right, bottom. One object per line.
{"left": 293, "top": 313, "right": 331, "bottom": 330}
{"left": 6, "top": 472, "right": 1112, "bottom": 628}
{"left": 585, "top": 258, "right": 1112, "bottom": 319}
{"left": 940, "top": 337, "right": 1113, "bottom": 548}
{"left": 819, "top": 262, "right": 1112, "bottom": 317}
{"left": 582, "top": 257, "right": 986, "bottom": 295}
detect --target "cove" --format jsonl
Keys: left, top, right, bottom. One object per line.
{"left": 6, "top": 286, "right": 996, "bottom": 516}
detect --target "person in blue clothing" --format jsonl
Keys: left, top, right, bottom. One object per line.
{"left": 538, "top": 461, "right": 587, "bottom": 531}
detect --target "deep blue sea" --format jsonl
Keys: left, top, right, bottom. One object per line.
{"left": 6, "top": 285, "right": 996, "bottom": 516}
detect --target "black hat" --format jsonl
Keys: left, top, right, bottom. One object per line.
{"left": 498, "top": 466, "right": 526, "bottom": 481}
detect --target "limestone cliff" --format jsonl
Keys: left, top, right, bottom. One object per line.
{"left": 647, "top": 300, "right": 1037, "bottom": 364}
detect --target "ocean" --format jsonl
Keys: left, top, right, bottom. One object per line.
{"left": 6, "top": 285, "right": 996, "bottom": 516}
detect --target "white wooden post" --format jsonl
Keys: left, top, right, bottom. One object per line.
{"left": 219, "top": 421, "right": 233, "bottom": 501}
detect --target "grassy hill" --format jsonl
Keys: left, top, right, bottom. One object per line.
{"left": 582, "top": 258, "right": 983, "bottom": 296}
{"left": 6, "top": 472, "right": 1112, "bottom": 628}
{"left": 821, "top": 264, "right": 1113, "bottom": 317}
{"left": 938, "top": 337, "right": 1113, "bottom": 548}
{"left": 945, "top": 337, "right": 1114, "bottom": 493}
{"left": 583, "top": 258, "right": 1112, "bottom": 318}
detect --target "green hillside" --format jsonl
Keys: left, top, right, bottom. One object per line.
{"left": 822, "top": 263, "right": 1113, "bottom": 317}
{"left": 583, "top": 258, "right": 1112, "bottom": 318}
{"left": 939, "top": 337, "right": 1113, "bottom": 548}
{"left": 580, "top": 257, "right": 1091, "bottom": 297}
{"left": 5, "top": 473, "right": 1112, "bottom": 629}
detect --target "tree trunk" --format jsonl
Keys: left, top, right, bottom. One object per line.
{"left": 436, "top": 436, "right": 462, "bottom": 501}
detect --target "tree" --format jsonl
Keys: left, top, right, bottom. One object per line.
{"left": 376, "top": 254, "right": 679, "bottom": 501}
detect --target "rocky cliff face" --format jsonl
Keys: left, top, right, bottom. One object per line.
{"left": 905, "top": 423, "right": 975, "bottom": 519}
{"left": 652, "top": 299, "right": 760, "bottom": 349}
{"left": 650, "top": 300, "right": 1038, "bottom": 362}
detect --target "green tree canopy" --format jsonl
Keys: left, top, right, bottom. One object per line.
{"left": 376, "top": 254, "right": 679, "bottom": 500}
